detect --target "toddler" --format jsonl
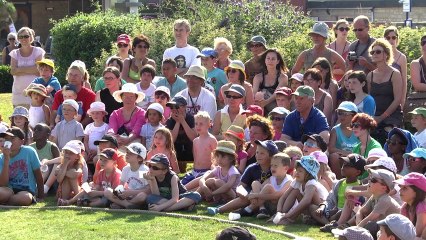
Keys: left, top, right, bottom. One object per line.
{"left": 140, "top": 103, "right": 164, "bottom": 150}
{"left": 55, "top": 84, "right": 83, "bottom": 124}
{"left": 84, "top": 102, "right": 109, "bottom": 162}
{"left": 10, "top": 106, "right": 32, "bottom": 145}
{"left": 24, "top": 83, "right": 51, "bottom": 128}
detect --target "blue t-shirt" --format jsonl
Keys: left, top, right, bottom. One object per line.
{"left": 356, "top": 95, "right": 376, "bottom": 116}
{"left": 282, "top": 107, "right": 329, "bottom": 142}
{"left": 32, "top": 76, "right": 61, "bottom": 98}
{"left": 333, "top": 124, "right": 359, "bottom": 152}
{"left": 154, "top": 75, "right": 187, "bottom": 98}
{"left": 241, "top": 163, "right": 271, "bottom": 191}
{"left": 206, "top": 68, "right": 227, "bottom": 97}
{"left": 57, "top": 102, "right": 84, "bottom": 121}
{"left": 0, "top": 146, "right": 41, "bottom": 194}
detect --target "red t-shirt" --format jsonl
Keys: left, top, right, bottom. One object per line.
{"left": 52, "top": 87, "right": 96, "bottom": 115}
{"left": 93, "top": 151, "right": 126, "bottom": 183}
{"left": 94, "top": 167, "right": 122, "bottom": 190}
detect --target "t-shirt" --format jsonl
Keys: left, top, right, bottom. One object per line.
{"left": 166, "top": 113, "right": 195, "bottom": 161}
{"left": 120, "top": 164, "right": 149, "bottom": 190}
{"left": 32, "top": 76, "right": 61, "bottom": 98}
{"left": 84, "top": 123, "right": 109, "bottom": 151}
{"left": 348, "top": 37, "right": 376, "bottom": 73}
{"left": 282, "top": 107, "right": 329, "bottom": 142}
{"left": 356, "top": 95, "right": 376, "bottom": 116}
{"left": 153, "top": 75, "right": 187, "bottom": 98}
{"left": 237, "top": 150, "right": 248, "bottom": 166}
{"left": 206, "top": 68, "right": 228, "bottom": 97}
{"left": 51, "top": 119, "right": 85, "bottom": 150}
{"left": 241, "top": 163, "right": 271, "bottom": 191}
{"left": 52, "top": 87, "right": 96, "bottom": 116}
{"left": 211, "top": 165, "right": 241, "bottom": 190}
{"left": 94, "top": 151, "right": 127, "bottom": 182}
{"left": 136, "top": 83, "right": 156, "bottom": 110}
{"left": 290, "top": 179, "right": 329, "bottom": 201}
{"left": 95, "top": 168, "right": 122, "bottom": 190}
{"left": 108, "top": 107, "right": 146, "bottom": 136}
{"left": 140, "top": 123, "right": 164, "bottom": 150}
{"left": 414, "top": 129, "right": 426, "bottom": 148}
{"left": 175, "top": 88, "right": 217, "bottom": 119}
{"left": 0, "top": 146, "right": 40, "bottom": 194}
{"left": 29, "top": 141, "right": 57, "bottom": 161}
{"left": 163, "top": 45, "right": 201, "bottom": 69}
{"left": 352, "top": 137, "right": 382, "bottom": 158}
{"left": 363, "top": 193, "right": 401, "bottom": 221}
{"left": 333, "top": 124, "right": 359, "bottom": 152}
{"left": 401, "top": 200, "right": 426, "bottom": 224}
{"left": 337, "top": 180, "right": 360, "bottom": 208}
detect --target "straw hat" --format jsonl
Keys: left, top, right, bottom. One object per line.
{"left": 24, "top": 83, "right": 49, "bottom": 98}
{"left": 112, "top": 83, "right": 145, "bottom": 103}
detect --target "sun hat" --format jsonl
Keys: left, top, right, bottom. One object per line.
{"left": 87, "top": 102, "right": 107, "bottom": 116}
{"left": 117, "top": 34, "right": 131, "bottom": 44}
{"left": 310, "top": 151, "right": 328, "bottom": 164}
{"left": 99, "top": 148, "right": 119, "bottom": 162}
{"left": 184, "top": 65, "right": 206, "bottom": 81}
{"left": 301, "top": 134, "right": 328, "bottom": 152}
{"left": 224, "top": 84, "right": 246, "bottom": 97}
{"left": 224, "top": 125, "right": 245, "bottom": 141}
{"left": 70, "top": 60, "right": 87, "bottom": 76}
{"left": 224, "top": 60, "right": 246, "bottom": 79}
{"left": 394, "top": 172, "right": 426, "bottom": 192}
{"left": 366, "top": 148, "right": 388, "bottom": 162}
{"left": 268, "top": 107, "right": 290, "bottom": 118}
{"left": 296, "top": 155, "right": 320, "bottom": 180}
{"left": 337, "top": 101, "right": 358, "bottom": 113}
{"left": 367, "top": 168, "right": 395, "bottom": 190}
{"left": 241, "top": 105, "right": 263, "bottom": 116}
{"left": 216, "top": 226, "right": 257, "bottom": 240}
{"left": 254, "top": 140, "right": 279, "bottom": 155}
{"left": 340, "top": 154, "right": 367, "bottom": 172}
{"left": 246, "top": 35, "right": 267, "bottom": 50}
{"left": 364, "top": 156, "right": 397, "bottom": 173}
{"left": 292, "top": 86, "right": 315, "bottom": 98}
{"left": 24, "top": 83, "right": 49, "bottom": 98}
{"left": 36, "top": 58, "right": 55, "bottom": 70}
{"left": 113, "top": 83, "right": 145, "bottom": 103}
{"left": 0, "top": 126, "right": 25, "bottom": 140}
{"left": 126, "top": 142, "right": 147, "bottom": 159}
{"left": 408, "top": 107, "right": 426, "bottom": 117}
{"left": 275, "top": 87, "right": 293, "bottom": 97}
{"left": 147, "top": 153, "right": 170, "bottom": 168}
{"left": 154, "top": 86, "right": 171, "bottom": 100}
{"left": 309, "top": 22, "right": 329, "bottom": 39}
{"left": 94, "top": 134, "right": 119, "bottom": 148}
{"left": 403, "top": 148, "right": 426, "bottom": 160}
{"left": 145, "top": 102, "right": 164, "bottom": 118}
{"left": 377, "top": 214, "right": 416, "bottom": 240}
{"left": 62, "top": 99, "right": 79, "bottom": 112}
{"left": 10, "top": 106, "right": 29, "bottom": 120}
{"left": 289, "top": 73, "right": 303, "bottom": 83}
{"left": 331, "top": 226, "right": 373, "bottom": 240}
{"left": 62, "top": 140, "right": 82, "bottom": 154}
{"left": 166, "top": 96, "right": 188, "bottom": 108}
{"left": 215, "top": 140, "right": 237, "bottom": 155}
{"left": 197, "top": 47, "right": 218, "bottom": 58}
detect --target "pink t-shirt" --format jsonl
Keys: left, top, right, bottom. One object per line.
{"left": 401, "top": 200, "right": 426, "bottom": 224}
{"left": 211, "top": 165, "right": 241, "bottom": 190}
{"left": 94, "top": 168, "right": 122, "bottom": 190}
{"left": 108, "top": 107, "right": 146, "bottom": 136}
{"left": 237, "top": 150, "right": 248, "bottom": 165}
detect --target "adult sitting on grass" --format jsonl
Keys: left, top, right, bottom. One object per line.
{"left": 0, "top": 127, "right": 44, "bottom": 205}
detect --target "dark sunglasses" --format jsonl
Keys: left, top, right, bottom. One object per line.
{"left": 8, "top": 38, "right": 15, "bottom": 41}
{"left": 386, "top": 139, "right": 403, "bottom": 145}
{"left": 350, "top": 122, "right": 362, "bottom": 129}
{"left": 270, "top": 117, "right": 285, "bottom": 121}
{"left": 353, "top": 28, "right": 364, "bottom": 32}
{"left": 369, "top": 177, "right": 385, "bottom": 185}
{"left": 407, "top": 157, "right": 424, "bottom": 163}
{"left": 337, "top": 110, "right": 354, "bottom": 116}
{"left": 227, "top": 69, "right": 239, "bottom": 74}
{"left": 117, "top": 43, "right": 129, "bottom": 48}
{"left": 155, "top": 94, "right": 168, "bottom": 100}
{"left": 149, "top": 164, "right": 164, "bottom": 170}
{"left": 250, "top": 43, "right": 263, "bottom": 48}
{"left": 385, "top": 36, "right": 397, "bottom": 40}
{"left": 370, "top": 50, "right": 383, "bottom": 55}
{"left": 225, "top": 94, "right": 243, "bottom": 99}
{"left": 421, "top": 40, "right": 426, "bottom": 46}
{"left": 18, "top": 35, "right": 30, "bottom": 39}
{"left": 338, "top": 27, "right": 350, "bottom": 32}
{"left": 136, "top": 45, "right": 149, "bottom": 49}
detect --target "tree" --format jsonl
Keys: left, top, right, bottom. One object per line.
{"left": 0, "top": 0, "right": 17, "bottom": 29}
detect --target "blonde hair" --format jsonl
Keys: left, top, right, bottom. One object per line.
{"left": 370, "top": 38, "right": 393, "bottom": 65}
{"left": 17, "top": 27, "right": 34, "bottom": 42}
{"left": 194, "top": 111, "right": 211, "bottom": 122}
{"left": 67, "top": 61, "right": 90, "bottom": 83}
{"left": 214, "top": 37, "right": 233, "bottom": 55}
{"left": 283, "top": 146, "right": 303, "bottom": 159}
{"left": 151, "top": 127, "right": 176, "bottom": 155}
{"left": 272, "top": 152, "right": 291, "bottom": 167}
{"left": 174, "top": 19, "right": 191, "bottom": 32}
{"left": 60, "top": 152, "right": 84, "bottom": 169}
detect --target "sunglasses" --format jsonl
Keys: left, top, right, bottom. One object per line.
{"left": 421, "top": 40, "right": 426, "bottom": 46}
{"left": 407, "top": 157, "right": 424, "bottom": 163}
{"left": 155, "top": 94, "right": 168, "bottom": 100}
{"left": 225, "top": 94, "right": 243, "bottom": 99}
{"left": 270, "top": 117, "right": 285, "bottom": 121}
{"left": 104, "top": 76, "right": 116, "bottom": 81}
{"left": 338, "top": 27, "right": 350, "bottom": 32}
{"left": 250, "top": 43, "right": 263, "bottom": 48}
{"left": 337, "top": 110, "right": 354, "bottom": 116}
{"left": 352, "top": 28, "right": 364, "bottom": 32}
{"left": 369, "top": 177, "right": 385, "bottom": 185}
{"left": 370, "top": 50, "right": 383, "bottom": 55}
{"left": 136, "top": 45, "right": 149, "bottom": 49}
{"left": 385, "top": 36, "right": 397, "bottom": 40}
{"left": 117, "top": 43, "right": 129, "bottom": 48}
{"left": 148, "top": 164, "right": 165, "bottom": 170}
{"left": 227, "top": 69, "right": 239, "bottom": 74}
{"left": 8, "top": 38, "right": 15, "bottom": 41}
{"left": 18, "top": 35, "right": 30, "bottom": 39}
{"left": 350, "top": 122, "right": 362, "bottom": 129}
{"left": 303, "top": 141, "right": 318, "bottom": 148}
{"left": 386, "top": 139, "right": 403, "bottom": 145}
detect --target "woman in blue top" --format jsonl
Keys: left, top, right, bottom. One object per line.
{"left": 347, "top": 71, "right": 376, "bottom": 116}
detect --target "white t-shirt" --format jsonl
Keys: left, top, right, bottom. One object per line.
{"left": 414, "top": 129, "right": 426, "bottom": 148}
{"left": 175, "top": 88, "right": 217, "bottom": 119}
{"left": 162, "top": 45, "right": 201, "bottom": 68}
{"left": 291, "top": 179, "right": 329, "bottom": 201}
{"left": 140, "top": 123, "right": 164, "bottom": 150}
{"left": 84, "top": 123, "right": 109, "bottom": 151}
{"left": 120, "top": 164, "right": 149, "bottom": 190}
{"left": 136, "top": 83, "right": 156, "bottom": 110}
{"left": 270, "top": 175, "right": 293, "bottom": 191}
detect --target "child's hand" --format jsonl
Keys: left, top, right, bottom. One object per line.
{"left": 315, "top": 205, "right": 325, "bottom": 217}
{"left": 148, "top": 204, "right": 162, "bottom": 212}
{"left": 46, "top": 86, "right": 54, "bottom": 93}
{"left": 143, "top": 172, "right": 155, "bottom": 181}
{"left": 119, "top": 191, "right": 134, "bottom": 199}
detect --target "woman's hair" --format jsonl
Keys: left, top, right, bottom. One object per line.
{"left": 214, "top": 37, "right": 233, "bottom": 55}
{"left": 404, "top": 185, "right": 426, "bottom": 224}
{"left": 17, "top": 27, "right": 34, "bottom": 42}
{"left": 340, "top": 70, "right": 355, "bottom": 101}
{"left": 259, "top": 49, "right": 289, "bottom": 74}
{"left": 103, "top": 66, "right": 121, "bottom": 79}
{"left": 10, "top": 116, "right": 30, "bottom": 145}
{"left": 67, "top": 63, "right": 89, "bottom": 83}
{"left": 333, "top": 19, "right": 349, "bottom": 38}
{"left": 246, "top": 115, "right": 274, "bottom": 141}
{"left": 303, "top": 68, "right": 323, "bottom": 84}
{"left": 311, "top": 57, "right": 332, "bottom": 89}
{"left": 226, "top": 68, "right": 246, "bottom": 84}
{"left": 140, "top": 64, "right": 156, "bottom": 78}
{"left": 132, "top": 34, "right": 150, "bottom": 49}
{"left": 348, "top": 70, "right": 369, "bottom": 94}
{"left": 370, "top": 38, "right": 393, "bottom": 65}
{"left": 213, "top": 151, "right": 236, "bottom": 166}
{"left": 151, "top": 127, "right": 176, "bottom": 155}
{"left": 7, "top": 32, "right": 17, "bottom": 40}
{"left": 384, "top": 26, "right": 399, "bottom": 38}
{"left": 283, "top": 146, "right": 303, "bottom": 160}
{"left": 351, "top": 113, "right": 377, "bottom": 130}
{"left": 60, "top": 151, "right": 84, "bottom": 169}
{"left": 107, "top": 56, "right": 123, "bottom": 72}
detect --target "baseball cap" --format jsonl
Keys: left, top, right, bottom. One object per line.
{"left": 310, "top": 150, "right": 328, "bottom": 164}
{"left": 309, "top": 22, "right": 329, "bottom": 39}
{"left": 366, "top": 148, "right": 388, "bottom": 162}
{"left": 394, "top": 172, "right": 426, "bottom": 192}
{"left": 216, "top": 226, "right": 257, "bottom": 240}
{"left": 154, "top": 86, "right": 171, "bottom": 100}
{"left": 94, "top": 134, "right": 119, "bottom": 148}
{"left": 215, "top": 140, "right": 237, "bottom": 155}
{"left": 99, "top": 148, "right": 119, "bottom": 161}
{"left": 408, "top": 107, "right": 426, "bottom": 117}
{"left": 197, "top": 47, "right": 218, "bottom": 58}
{"left": 289, "top": 73, "right": 303, "bottom": 83}
{"left": 0, "top": 126, "right": 25, "bottom": 140}
{"left": 166, "top": 96, "right": 188, "bottom": 108}
{"left": 36, "top": 58, "right": 55, "bottom": 70}
{"left": 364, "top": 156, "right": 397, "bottom": 173}
{"left": 377, "top": 214, "right": 416, "bottom": 240}
{"left": 117, "top": 34, "right": 130, "bottom": 44}
{"left": 331, "top": 226, "right": 373, "bottom": 240}
{"left": 241, "top": 105, "right": 263, "bottom": 116}
{"left": 146, "top": 102, "right": 164, "bottom": 117}
{"left": 62, "top": 140, "right": 82, "bottom": 154}
{"left": 403, "top": 148, "right": 426, "bottom": 160}
{"left": 62, "top": 99, "right": 79, "bottom": 112}
{"left": 274, "top": 141, "right": 287, "bottom": 152}
{"left": 254, "top": 140, "right": 279, "bottom": 155}
{"left": 224, "top": 84, "right": 246, "bottom": 97}
{"left": 147, "top": 153, "right": 170, "bottom": 168}
{"left": 337, "top": 101, "right": 358, "bottom": 113}
{"left": 292, "top": 86, "right": 315, "bottom": 98}
{"left": 126, "top": 142, "right": 147, "bottom": 159}
{"left": 340, "top": 154, "right": 367, "bottom": 172}
{"left": 246, "top": 35, "right": 267, "bottom": 50}
{"left": 268, "top": 107, "right": 290, "bottom": 118}
{"left": 301, "top": 134, "right": 328, "bottom": 152}
{"left": 275, "top": 87, "right": 293, "bottom": 97}
{"left": 368, "top": 168, "right": 395, "bottom": 190}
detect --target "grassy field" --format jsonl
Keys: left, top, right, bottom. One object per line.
{"left": 0, "top": 93, "right": 13, "bottom": 124}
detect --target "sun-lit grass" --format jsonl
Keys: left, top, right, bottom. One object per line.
{"left": 0, "top": 93, "right": 13, "bottom": 125}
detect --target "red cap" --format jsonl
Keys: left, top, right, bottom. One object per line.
{"left": 275, "top": 87, "right": 293, "bottom": 97}
{"left": 117, "top": 34, "right": 130, "bottom": 44}
{"left": 241, "top": 105, "right": 263, "bottom": 116}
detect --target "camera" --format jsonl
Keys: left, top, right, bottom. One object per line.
{"left": 3, "top": 141, "right": 11, "bottom": 149}
{"left": 347, "top": 51, "right": 358, "bottom": 61}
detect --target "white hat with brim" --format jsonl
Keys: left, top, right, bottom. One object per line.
{"left": 87, "top": 101, "right": 108, "bottom": 116}
{"left": 113, "top": 83, "right": 145, "bottom": 103}
{"left": 184, "top": 65, "right": 206, "bottom": 81}
{"left": 62, "top": 141, "right": 82, "bottom": 154}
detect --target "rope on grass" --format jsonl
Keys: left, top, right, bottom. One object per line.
{"left": 0, "top": 205, "right": 310, "bottom": 239}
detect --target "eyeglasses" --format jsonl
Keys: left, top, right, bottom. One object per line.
{"left": 225, "top": 94, "right": 243, "bottom": 99}
{"left": 270, "top": 117, "right": 285, "bottom": 121}
{"left": 117, "top": 43, "right": 129, "bottom": 48}
{"left": 155, "top": 94, "right": 168, "bottom": 100}
{"left": 421, "top": 40, "right": 426, "bottom": 46}
{"left": 407, "top": 157, "right": 424, "bottom": 163}
{"left": 386, "top": 139, "right": 403, "bottom": 145}
{"left": 104, "top": 76, "right": 116, "bottom": 81}
{"left": 385, "top": 36, "right": 397, "bottom": 40}
{"left": 370, "top": 50, "right": 383, "bottom": 55}
{"left": 8, "top": 38, "right": 15, "bottom": 41}
{"left": 250, "top": 43, "right": 263, "bottom": 48}
{"left": 148, "top": 164, "right": 164, "bottom": 170}
{"left": 369, "top": 177, "right": 385, "bottom": 185}
{"left": 350, "top": 122, "right": 362, "bottom": 129}
{"left": 338, "top": 27, "right": 350, "bottom": 32}
{"left": 18, "top": 35, "right": 30, "bottom": 39}
{"left": 227, "top": 69, "right": 238, "bottom": 74}
{"left": 337, "top": 110, "right": 354, "bottom": 116}
{"left": 136, "top": 45, "right": 149, "bottom": 49}
{"left": 303, "top": 141, "right": 318, "bottom": 148}
{"left": 353, "top": 28, "right": 364, "bottom": 32}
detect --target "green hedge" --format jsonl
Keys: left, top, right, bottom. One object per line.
{"left": 0, "top": 65, "right": 13, "bottom": 93}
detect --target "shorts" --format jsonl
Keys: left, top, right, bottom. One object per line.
{"left": 180, "top": 169, "right": 210, "bottom": 185}
{"left": 146, "top": 192, "right": 202, "bottom": 205}
{"left": 11, "top": 187, "right": 37, "bottom": 204}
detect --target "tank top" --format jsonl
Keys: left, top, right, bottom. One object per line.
{"left": 270, "top": 175, "right": 292, "bottom": 191}
{"left": 260, "top": 71, "right": 280, "bottom": 94}
{"left": 157, "top": 171, "right": 187, "bottom": 199}
{"left": 30, "top": 141, "right": 54, "bottom": 161}
{"left": 391, "top": 53, "right": 402, "bottom": 72}
{"left": 100, "top": 88, "right": 123, "bottom": 123}
{"left": 314, "top": 92, "right": 326, "bottom": 112}
{"left": 220, "top": 105, "right": 246, "bottom": 134}
{"left": 29, "top": 105, "right": 46, "bottom": 128}
{"left": 303, "top": 48, "right": 333, "bottom": 71}
{"left": 419, "top": 58, "right": 426, "bottom": 84}
{"left": 335, "top": 124, "right": 359, "bottom": 152}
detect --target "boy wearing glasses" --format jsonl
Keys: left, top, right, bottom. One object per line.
{"left": 136, "top": 65, "right": 156, "bottom": 110}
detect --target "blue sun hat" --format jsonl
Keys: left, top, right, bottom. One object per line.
{"left": 296, "top": 155, "right": 320, "bottom": 179}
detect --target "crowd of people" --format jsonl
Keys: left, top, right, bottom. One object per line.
{"left": 1, "top": 15, "right": 426, "bottom": 239}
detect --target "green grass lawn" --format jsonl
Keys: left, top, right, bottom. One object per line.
{"left": 0, "top": 93, "right": 13, "bottom": 124}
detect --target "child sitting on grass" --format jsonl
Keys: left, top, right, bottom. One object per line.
{"left": 24, "top": 83, "right": 51, "bottom": 128}
{"left": 146, "top": 127, "right": 179, "bottom": 173}
{"left": 247, "top": 152, "right": 293, "bottom": 219}
{"left": 283, "top": 146, "right": 303, "bottom": 176}
{"left": 377, "top": 214, "right": 416, "bottom": 240}
{"left": 310, "top": 151, "right": 336, "bottom": 191}
{"left": 197, "top": 140, "right": 241, "bottom": 203}
{"left": 83, "top": 102, "right": 109, "bottom": 163}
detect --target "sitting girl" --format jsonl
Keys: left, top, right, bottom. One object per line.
{"left": 223, "top": 125, "right": 248, "bottom": 173}
{"left": 10, "top": 106, "right": 32, "bottom": 145}
{"left": 310, "top": 151, "right": 336, "bottom": 191}
{"left": 147, "top": 127, "right": 179, "bottom": 173}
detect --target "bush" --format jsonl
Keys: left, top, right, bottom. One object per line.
{"left": 0, "top": 65, "right": 13, "bottom": 93}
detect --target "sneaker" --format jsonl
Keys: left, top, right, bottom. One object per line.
{"left": 238, "top": 208, "right": 254, "bottom": 217}
{"left": 256, "top": 208, "right": 270, "bottom": 219}
{"left": 207, "top": 207, "right": 219, "bottom": 215}
{"left": 320, "top": 221, "right": 338, "bottom": 232}
{"left": 43, "top": 185, "right": 50, "bottom": 194}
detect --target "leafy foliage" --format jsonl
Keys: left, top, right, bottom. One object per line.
{"left": 0, "top": 65, "right": 13, "bottom": 93}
